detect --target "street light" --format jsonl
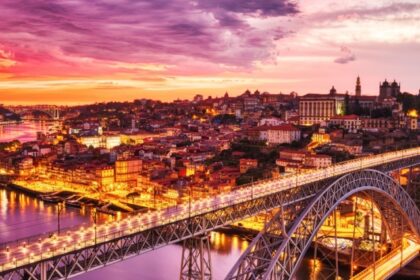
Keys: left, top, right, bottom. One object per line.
{"left": 92, "top": 208, "right": 98, "bottom": 245}
{"left": 188, "top": 186, "right": 192, "bottom": 219}
{"left": 57, "top": 202, "right": 64, "bottom": 235}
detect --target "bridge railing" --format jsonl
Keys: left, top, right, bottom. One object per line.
{"left": 1, "top": 147, "right": 420, "bottom": 273}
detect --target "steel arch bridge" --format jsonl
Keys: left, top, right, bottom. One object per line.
{"left": 7, "top": 106, "right": 60, "bottom": 120}
{"left": 226, "top": 169, "right": 420, "bottom": 280}
{"left": 1, "top": 148, "right": 420, "bottom": 280}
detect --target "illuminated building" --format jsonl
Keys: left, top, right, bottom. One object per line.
{"left": 407, "top": 110, "right": 418, "bottom": 130}
{"left": 95, "top": 166, "right": 115, "bottom": 191}
{"left": 299, "top": 89, "right": 345, "bottom": 126}
{"left": 115, "top": 158, "right": 142, "bottom": 187}
{"left": 79, "top": 136, "right": 101, "bottom": 148}
{"left": 407, "top": 116, "right": 418, "bottom": 130}
{"left": 407, "top": 109, "right": 418, "bottom": 118}
{"left": 239, "top": 158, "right": 258, "bottom": 174}
{"left": 162, "top": 189, "right": 179, "bottom": 200}
{"left": 311, "top": 130, "right": 331, "bottom": 144}
{"left": 16, "top": 157, "right": 34, "bottom": 176}
{"left": 79, "top": 135, "right": 121, "bottom": 149}
{"left": 178, "top": 162, "right": 196, "bottom": 177}
{"left": 105, "top": 135, "right": 121, "bottom": 149}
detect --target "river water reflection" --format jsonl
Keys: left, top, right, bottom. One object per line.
{"left": 0, "top": 121, "right": 60, "bottom": 143}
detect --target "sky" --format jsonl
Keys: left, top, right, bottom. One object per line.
{"left": 0, "top": 0, "right": 419, "bottom": 105}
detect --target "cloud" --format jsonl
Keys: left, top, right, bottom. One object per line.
{"left": 0, "top": 46, "right": 16, "bottom": 68}
{"left": 197, "top": 0, "right": 298, "bottom": 17}
{"left": 316, "top": 2, "right": 420, "bottom": 22}
{"left": 334, "top": 46, "right": 356, "bottom": 64}
{"left": 0, "top": 0, "right": 299, "bottom": 78}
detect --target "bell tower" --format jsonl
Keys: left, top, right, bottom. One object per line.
{"left": 355, "top": 76, "right": 361, "bottom": 97}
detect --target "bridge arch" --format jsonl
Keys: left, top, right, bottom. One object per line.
{"left": 227, "top": 169, "right": 420, "bottom": 280}
{"left": 20, "top": 108, "right": 60, "bottom": 120}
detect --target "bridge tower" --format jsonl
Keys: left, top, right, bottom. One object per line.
{"left": 51, "top": 108, "right": 60, "bottom": 120}
{"left": 180, "top": 234, "right": 212, "bottom": 280}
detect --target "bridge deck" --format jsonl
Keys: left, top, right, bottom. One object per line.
{"left": 1, "top": 147, "right": 420, "bottom": 276}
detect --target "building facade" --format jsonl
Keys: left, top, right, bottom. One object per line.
{"left": 330, "top": 114, "right": 361, "bottom": 132}
{"left": 379, "top": 79, "right": 400, "bottom": 101}
{"left": 299, "top": 90, "right": 345, "bottom": 125}
{"left": 257, "top": 124, "right": 301, "bottom": 144}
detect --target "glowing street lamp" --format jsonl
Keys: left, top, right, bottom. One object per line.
{"left": 91, "top": 208, "right": 98, "bottom": 245}
{"left": 57, "top": 202, "right": 64, "bottom": 234}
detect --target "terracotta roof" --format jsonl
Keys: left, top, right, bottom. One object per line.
{"left": 249, "top": 124, "right": 300, "bottom": 132}
{"left": 279, "top": 149, "right": 308, "bottom": 155}
{"left": 267, "top": 124, "right": 300, "bottom": 131}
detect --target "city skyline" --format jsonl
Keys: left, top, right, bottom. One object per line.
{"left": 1, "top": 0, "right": 420, "bottom": 105}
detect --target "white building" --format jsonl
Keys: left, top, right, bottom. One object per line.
{"left": 329, "top": 114, "right": 361, "bottom": 132}
{"left": 259, "top": 124, "right": 301, "bottom": 144}
{"left": 80, "top": 135, "right": 121, "bottom": 149}
{"left": 259, "top": 117, "right": 283, "bottom": 127}
{"left": 304, "top": 154, "right": 332, "bottom": 168}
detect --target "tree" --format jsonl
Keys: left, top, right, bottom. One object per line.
{"left": 344, "top": 93, "right": 350, "bottom": 115}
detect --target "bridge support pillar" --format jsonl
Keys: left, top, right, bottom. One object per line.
{"left": 406, "top": 166, "right": 420, "bottom": 207}
{"left": 180, "top": 234, "right": 212, "bottom": 280}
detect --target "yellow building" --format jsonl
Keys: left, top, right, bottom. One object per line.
{"left": 311, "top": 132, "right": 331, "bottom": 144}
{"left": 115, "top": 158, "right": 142, "bottom": 187}
{"left": 95, "top": 166, "right": 115, "bottom": 191}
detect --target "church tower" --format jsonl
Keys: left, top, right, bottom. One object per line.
{"left": 355, "top": 76, "right": 361, "bottom": 97}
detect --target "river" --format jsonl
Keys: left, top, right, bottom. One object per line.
{"left": 0, "top": 121, "right": 61, "bottom": 143}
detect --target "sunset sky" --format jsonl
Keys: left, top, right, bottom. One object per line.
{"left": 0, "top": 0, "right": 419, "bottom": 105}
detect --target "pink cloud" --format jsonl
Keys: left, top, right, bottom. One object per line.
{"left": 0, "top": 0, "right": 298, "bottom": 78}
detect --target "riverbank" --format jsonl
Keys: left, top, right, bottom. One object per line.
{"left": 0, "top": 120, "right": 22, "bottom": 126}
{"left": 4, "top": 182, "right": 145, "bottom": 215}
